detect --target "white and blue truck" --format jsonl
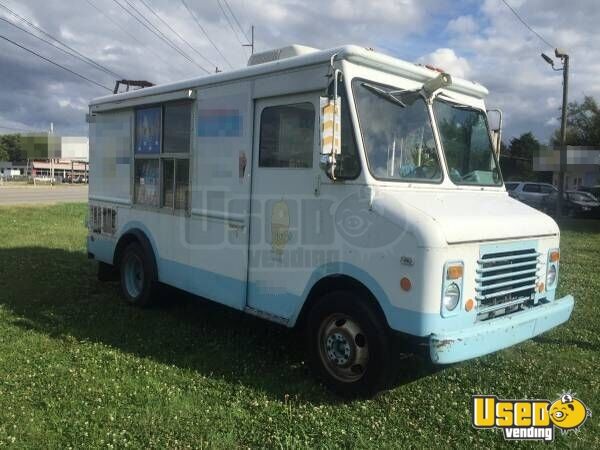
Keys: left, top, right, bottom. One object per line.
{"left": 87, "top": 45, "right": 574, "bottom": 395}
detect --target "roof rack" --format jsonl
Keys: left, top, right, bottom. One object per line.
{"left": 113, "top": 79, "right": 154, "bottom": 94}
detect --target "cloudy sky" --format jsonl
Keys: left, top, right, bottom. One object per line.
{"left": 0, "top": 0, "right": 598, "bottom": 143}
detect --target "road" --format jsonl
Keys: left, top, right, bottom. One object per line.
{"left": 0, "top": 185, "right": 88, "bottom": 205}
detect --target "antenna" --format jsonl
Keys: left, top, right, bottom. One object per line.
{"left": 242, "top": 25, "right": 254, "bottom": 55}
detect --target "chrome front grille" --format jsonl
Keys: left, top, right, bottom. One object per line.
{"left": 475, "top": 248, "right": 541, "bottom": 320}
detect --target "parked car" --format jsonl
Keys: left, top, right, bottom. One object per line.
{"left": 541, "top": 190, "right": 600, "bottom": 218}
{"left": 505, "top": 182, "right": 557, "bottom": 209}
{"left": 504, "top": 182, "right": 520, "bottom": 197}
{"left": 578, "top": 185, "right": 600, "bottom": 200}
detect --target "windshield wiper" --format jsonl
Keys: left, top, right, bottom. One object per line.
{"left": 362, "top": 82, "right": 407, "bottom": 108}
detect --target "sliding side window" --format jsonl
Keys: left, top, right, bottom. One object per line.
{"left": 134, "top": 101, "right": 192, "bottom": 210}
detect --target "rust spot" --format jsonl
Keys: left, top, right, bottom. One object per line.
{"left": 434, "top": 339, "right": 455, "bottom": 350}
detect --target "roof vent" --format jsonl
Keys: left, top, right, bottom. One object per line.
{"left": 247, "top": 45, "right": 319, "bottom": 66}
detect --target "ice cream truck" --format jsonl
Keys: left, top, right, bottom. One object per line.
{"left": 87, "top": 45, "right": 574, "bottom": 395}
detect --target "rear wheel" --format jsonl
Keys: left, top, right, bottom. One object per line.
{"left": 119, "top": 242, "right": 157, "bottom": 306}
{"left": 306, "top": 291, "right": 393, "bottom": 397}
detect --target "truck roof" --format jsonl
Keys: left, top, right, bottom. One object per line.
{"left": 90, "top": 44, "right": 488, "bottom": 107}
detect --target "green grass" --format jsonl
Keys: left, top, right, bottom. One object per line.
{"left": 0, "top": 203, "right": 598, "bottom": 448}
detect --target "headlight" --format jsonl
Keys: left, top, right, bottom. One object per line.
{"left": 547, "top": 265, "right": 557, "bottom": 286}
{"left": 443, "top": 283, "right": 460, "bottom": 311}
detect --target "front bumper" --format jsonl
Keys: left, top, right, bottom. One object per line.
{"left": 429, "top": 294, "right": 574, "bottom": 364}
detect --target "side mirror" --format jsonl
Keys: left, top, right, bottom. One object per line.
{"left": 487, "top": 108, "right": 503, "bottom": 155}
{"left": 320, "top": 96, "right": 341, "bottom": 179}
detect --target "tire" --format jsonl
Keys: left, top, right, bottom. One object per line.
{"left": 118, "top": 242, "right": 158, "bottom": 307}
{"left": 306, "top": 290, "right": 394, "bottom": 397}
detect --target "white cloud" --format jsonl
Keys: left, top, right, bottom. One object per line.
{"left": 446, "top": 15, "right": 478, "bottom": 34}
{"left": 418, "top": 48, "right": 471, "bottom": 78}
{"left": 443, "top": 0, "right": 600, "bottom": 141}
{"left": 1, "top": 0, "right": 599, "bottom": 142}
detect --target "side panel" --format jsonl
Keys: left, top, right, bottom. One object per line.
{"left": 161, "top": 81, "right": 254, "bottom": 309}
{"left": 89, "top": 110, "right": 133, "bottom": 204}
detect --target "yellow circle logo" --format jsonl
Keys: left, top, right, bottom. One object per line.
{"left": 549, "top": 394, "right": 591, "bottom": 431}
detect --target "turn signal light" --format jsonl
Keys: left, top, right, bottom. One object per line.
{"left": 400, "top": 277, "right": 412, "bottom": 291}
{"left": 447, "top": 265, "right": 464, "bottom": 280}
{"left": 465, "top": 298, "right": 475, "bottom": 312}
{"left": 550, "top": 250, "right": 560, "bottom": 262}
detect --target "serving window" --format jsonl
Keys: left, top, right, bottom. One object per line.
{"left": 133, "top": 101, "right": 192, "bottom": 211}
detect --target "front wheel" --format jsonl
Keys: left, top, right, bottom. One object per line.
{"left": 306, "top": 291, "right": 394, "bottom": 397}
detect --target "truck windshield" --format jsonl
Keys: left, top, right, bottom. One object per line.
{"left": 352, "top": 80, "right": 442, "bottom": 182}
{"left": 433, "top": 99, "right": 502, "bottom": 186}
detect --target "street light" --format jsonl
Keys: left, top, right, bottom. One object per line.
{"left": 541, "top": 53, "right": 555, "bottom": 67}
{"left": 541, "top": 49, "right": 569, "bottom": 218}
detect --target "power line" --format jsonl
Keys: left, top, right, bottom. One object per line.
{"left": 112, "top": 0, "right": 210, "bottom": 73}
{"left": 0, "top": 16, "right": 116, "bottom": 79}
{"left": 83, "top": 0, "right": 175, "bottom": 70}
{"left": 110, "top": 0, "right": 182, "bottom": 58}
{"left": 222, "top": 0, "right": 248, "bottom": 41}
{"left": 500, "top": 0, "right": 555, "bottom": 49}
{"left": 112, "top": 0, "right": 204, "bottom": 71}
{"left": 0, "top": 124, "right": 39, "bottom": 133}
{"left": 0, "top": 1, "right": 124, "bottom": 79}
{"left": 123, "top": 0, "right": 210, "bottom": 73}
{"left": 137, "top": 0, "right": 219, "bottom": 70}
{"left": 215, "top": 0, "right": 245, "bottom": 48}
{"left": 0, "top": 33, "right": 112, "bottom": 91}
{"left": 179, "top": 0, "right": 234, "bottom": 69}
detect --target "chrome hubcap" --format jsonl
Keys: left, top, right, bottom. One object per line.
{"left": 123, "top": 253, "right": 143, "bottom": 298}
{"left": 318, "top": 313, "right": 369, "bottom": 382}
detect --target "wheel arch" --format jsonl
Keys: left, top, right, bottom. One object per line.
{"left": 114, "top": 228, "right": 158, "bottom": 280}
{"left": 294, "top": 274, "right": 389, "bottom": 331}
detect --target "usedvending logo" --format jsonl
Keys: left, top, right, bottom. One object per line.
{"left": 472, "top": 392, "right": 591, "bottom": 441}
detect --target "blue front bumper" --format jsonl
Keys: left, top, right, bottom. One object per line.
{"left": 430, "top": 294, "right": 574, "bottom": 364}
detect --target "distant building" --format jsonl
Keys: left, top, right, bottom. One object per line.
{"left": 0, "top": 161, "right": 26, "bottom": 177}
{"left": 60, "top": 136, "right": 89, "bottom": 161}
{"left": 30, "top": 160, "right": 88, "bottom": 182}
{"left": 534, "top": 146, "right": 600, "bottom": 189}
{"left": 18, "top": 133, "right": 89, "bottom": 162}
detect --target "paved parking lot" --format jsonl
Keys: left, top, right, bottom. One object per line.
{"left": 0, "top": 185, "right": 88, "bottom": 205}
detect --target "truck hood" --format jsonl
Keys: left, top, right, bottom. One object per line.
{"left": 370, "top": 189, "right": 559, "bottom": 246}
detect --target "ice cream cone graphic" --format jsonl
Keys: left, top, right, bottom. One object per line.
{"left": 271, "top": 200, "right": 289, "bottom": 256}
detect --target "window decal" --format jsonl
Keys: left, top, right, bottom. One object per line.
{"left": 135, "top": 107, "right": 161, "bottom": 154}
{"left": 197, "top": 109, "right": 243, "bottom": 137}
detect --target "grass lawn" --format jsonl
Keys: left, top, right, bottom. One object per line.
{"left": 0, "top": 203, "right": 598, "bottom": 448}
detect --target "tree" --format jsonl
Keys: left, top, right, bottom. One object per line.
{"left": 500, "top": 132, "right": 542, "bottom": 181}
{"left": 0, "top": 145, "right": 8, "bottom": 161}
{"left": 0, "top": 134, "right": 25, "bottom": 162}
{"left": 552, "top": 96, "right": 600, "bottom": 146}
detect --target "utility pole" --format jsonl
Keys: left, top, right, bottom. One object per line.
{"left": 243, "top": 25, "right": 254, "bottom": 55}
{"left": 557, "top": 50, "right": 569, "bottom": 218}
{"left": 541, "top": 49, "right": 569, "bottom": 218}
